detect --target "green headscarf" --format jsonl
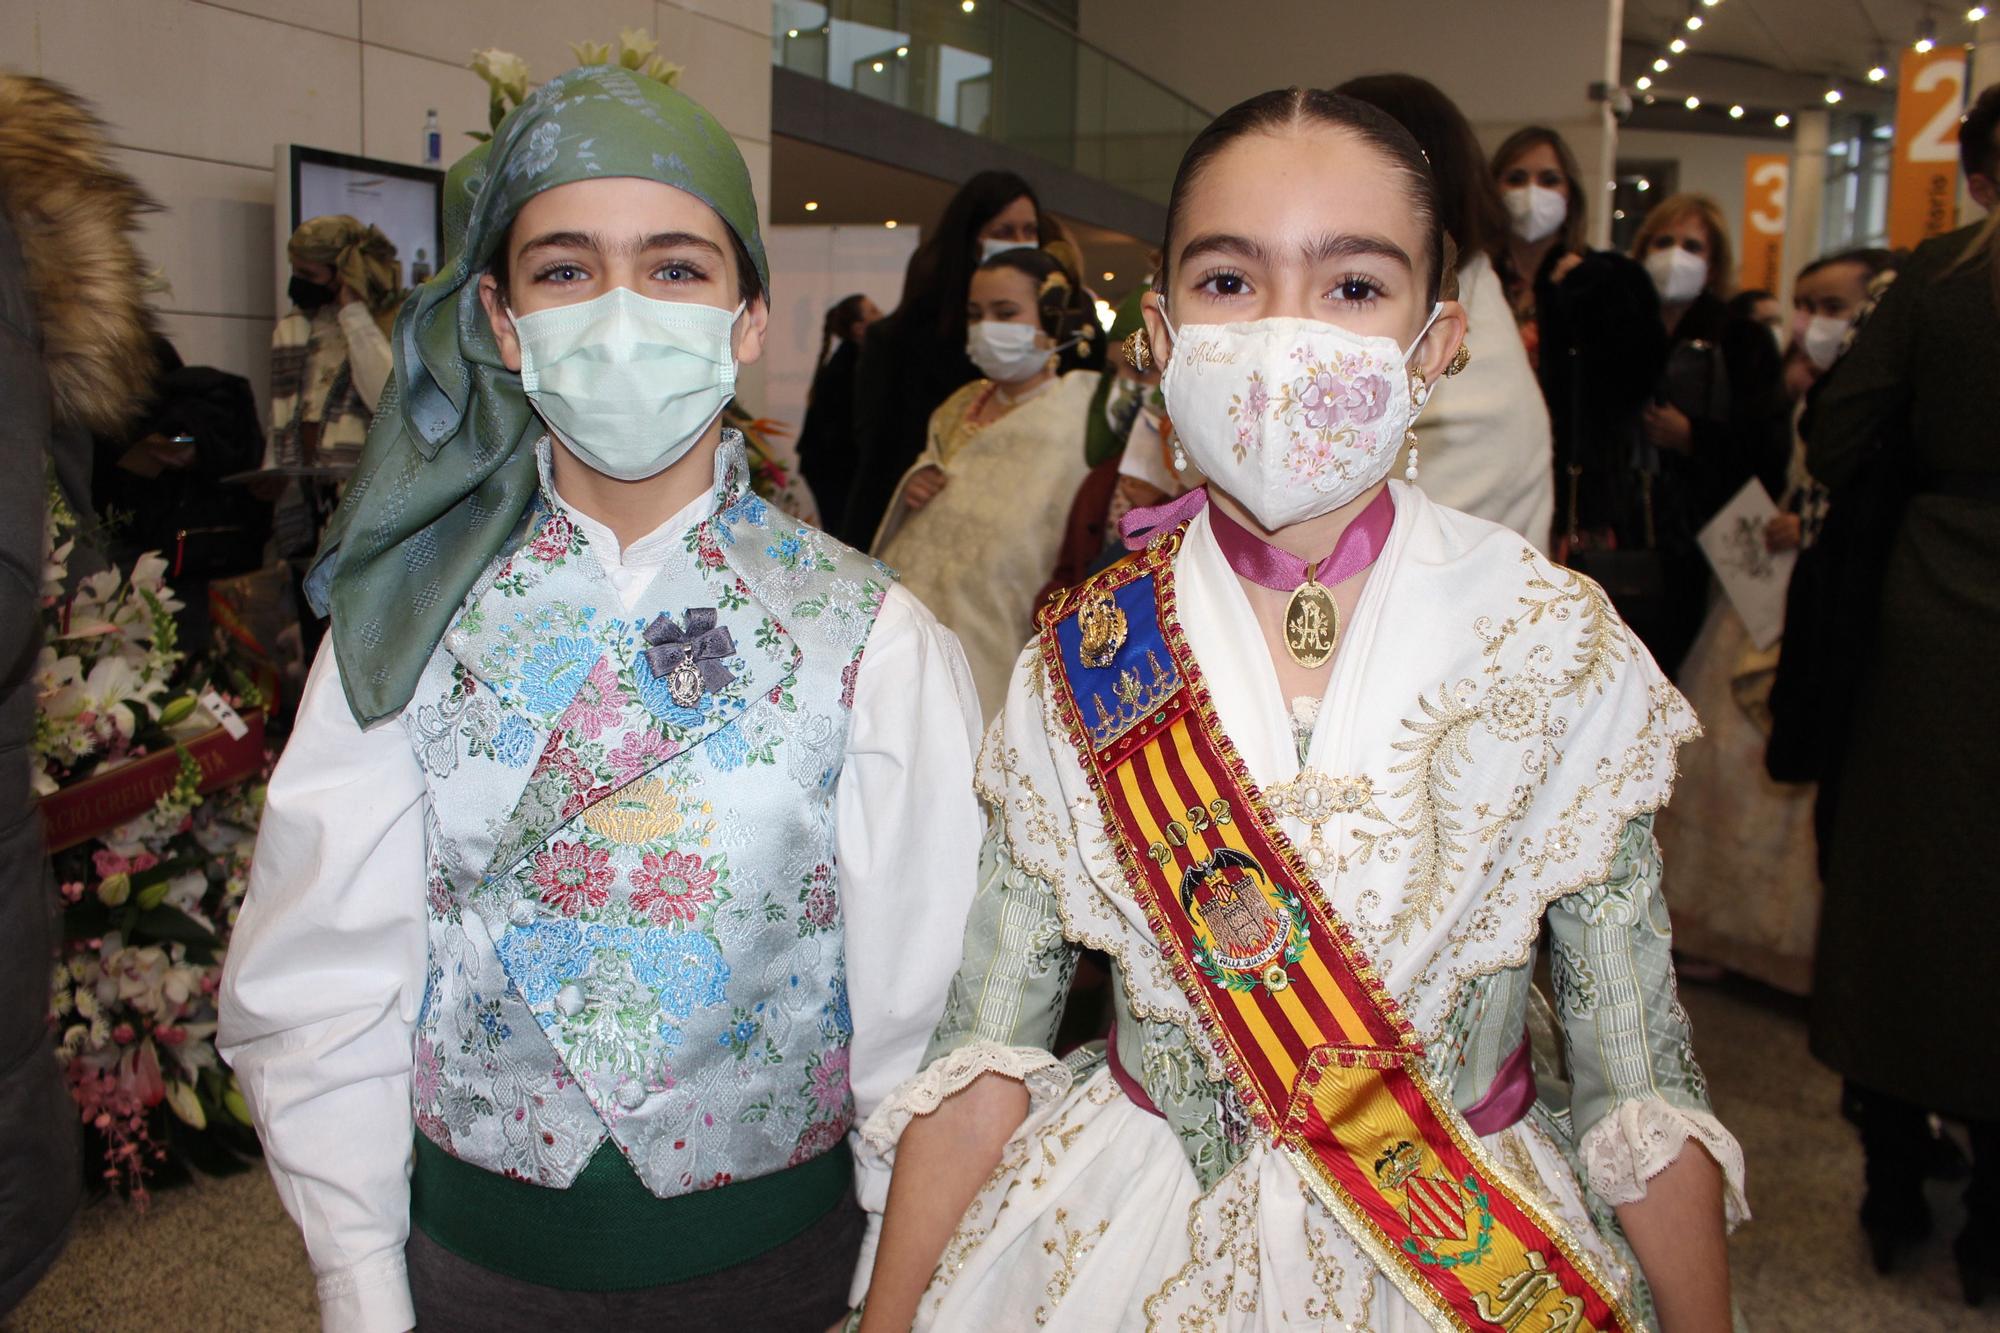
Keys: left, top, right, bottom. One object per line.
{"left": 308, "top": 65, "right": 769, "bottom": 727}
{"left": 1083, "top": 287, "right": 1150, "bottom": 466}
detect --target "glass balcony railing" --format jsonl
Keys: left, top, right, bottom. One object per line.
{"left": 772, "top": 0, "right": 1208, "bottom": 205}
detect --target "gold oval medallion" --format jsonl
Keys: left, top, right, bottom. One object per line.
{"left": 1283, "top": 582, "right": 1340, "bottom": 669}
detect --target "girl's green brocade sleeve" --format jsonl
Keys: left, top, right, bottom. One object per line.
{"left": 922, "top": 823, "right": 1081, "bottom": 1065}
{"left": 1546, "top": 814, "right": 1748, "bottom": 1222}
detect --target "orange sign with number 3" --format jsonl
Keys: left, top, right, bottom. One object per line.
{"left": 1739, "top": 155, "right": 1788, "bottom": 296}
{"left": 1890, "top": 45, "right": 1970, "bottom": 250}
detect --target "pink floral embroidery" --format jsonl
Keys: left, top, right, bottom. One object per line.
{"left": 1335, "top": 371, "right": 1392, "bottom": 425}
{"left": 531, "top": 841, "right": 613, "bottom": 916}
{"left": 526, "top": 512, "right": 577, "bottom": 563}
{"left": 557, "top": 658, "right": 628, "bottom": 741}
{"left": 808, "top": 1046, "right": 850, "bottom": 1113}
{"left": 1242, "top": 374, "right": 1270, "bottom": 420}
{"left": 838, "top": 657, "right": 862, "bottom": 710}
{"left": 413, "top": 1036, "right": 443, "bottom": 1109}
{"left": 788, "top": 1115, "right": 850, "bottom": 1166}
{"left": 630, "top": 850, "right": 720, "bottom": 925}
{"left": 800, "top": 864, "right": 837, "bottom": 931}
{"left": 608, "top": 729, "right": 677, "bottom": 783}
{"left": 1296, "top": 367, "right": 1342, "bottom": 431}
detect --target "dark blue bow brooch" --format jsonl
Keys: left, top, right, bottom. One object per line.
{"left": 642, "top": 609, "right": 737, "bottom": 709}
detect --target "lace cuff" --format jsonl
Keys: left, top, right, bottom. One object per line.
{"left": 1577, "top": 1097, "right": 1750, "bottom": 1230}
{"left": 854, "top": 1039, "right": 1073, "bottom": 1171}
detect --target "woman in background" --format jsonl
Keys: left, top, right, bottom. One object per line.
{"left": 842, "top": 170, "right": 1051, "bottom": 546}
{"left": 1653, "top": 248, "right": 1893, "bottom": 996}
{"left": 795, "top": 291, "right": 879, "bottom": 537}
{"left": 1340, "top": 73, "right": 1554, "bottom": 550}
{"left": 872, "top": 246, "right": 1098, "bottom": 717}
{"left": 1624, "top": 192, "right": 1790, "bottom": 677}
{"left": 1491, "top": 127, "right": 1665, "bottom": 582}
{"left": 1805, "top": 210, "right": 2000, "bottom": 1299}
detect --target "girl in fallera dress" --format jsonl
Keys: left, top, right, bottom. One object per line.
{"left": 847, "top": 89, "right": 1742, "bottom": 1333}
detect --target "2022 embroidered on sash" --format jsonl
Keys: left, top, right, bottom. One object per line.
{"left": 1040, "top": 532, "right": 1639, "bottom": 1333}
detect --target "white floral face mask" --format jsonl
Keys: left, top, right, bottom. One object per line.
{"left": 1158, "top": 302, "right": 1440, "bottom": 530}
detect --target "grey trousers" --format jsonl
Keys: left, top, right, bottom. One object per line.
{"left": 407, "top": 1192, "right": 865, "bottom": 1331}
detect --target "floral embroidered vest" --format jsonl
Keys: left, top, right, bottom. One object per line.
{"left": 401, "top": 438, "right": 889, "bottom": 1197}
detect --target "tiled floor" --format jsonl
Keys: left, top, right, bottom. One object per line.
{"left": 7, "top": 980, "right": 1994, "bottom": 1330}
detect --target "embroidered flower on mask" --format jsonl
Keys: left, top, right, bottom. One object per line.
{"left": 630, "top": 850, "right": 720, "bottom": 926}
{"left": 531, "top": 841, "right": 614, "bottom": 916}
{"left": 1336, "top": 370, "right": 1393, "bottom": 427}
{"left": 1295, "top": 366, "right": 1342, "bottom": 431}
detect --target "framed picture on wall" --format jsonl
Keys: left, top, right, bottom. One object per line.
{"left": 276, "top": 146, "right": 444, "bottom": 303}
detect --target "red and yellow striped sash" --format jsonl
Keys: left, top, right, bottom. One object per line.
{"left": 1040, "top": 538, "right": 1637, "bottom": 1333}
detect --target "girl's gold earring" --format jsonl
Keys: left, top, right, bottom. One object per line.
{"left": 1123, "top": 329, "right": 1152, "bottom": 372}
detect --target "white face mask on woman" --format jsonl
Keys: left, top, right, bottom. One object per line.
{"left": 1158, "top": 300, "right": 1441, "bottom": 530}
{"left": 1801, "top": 313, "right": 1851, "bottom": 371}
{"left": 1504, "top": 184, "right": 1568, "bottom": 246}
{"left": 1645, "top": 246, "right": 1709, "bottom": 306}
{"left": 966, "top": 319, "right": 1052, "bottom": 383}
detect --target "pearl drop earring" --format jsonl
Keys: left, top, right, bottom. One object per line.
{"left": 1404, "top": 429, "right": 1420, "bottom": 483}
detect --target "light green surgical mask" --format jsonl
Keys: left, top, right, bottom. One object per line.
{"left": 512, "top": 286, "right": 742, "bottom": 481}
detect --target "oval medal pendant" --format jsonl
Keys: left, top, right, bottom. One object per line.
{"left": 1283, "top": 581, "right": 1340, "bottom": 669}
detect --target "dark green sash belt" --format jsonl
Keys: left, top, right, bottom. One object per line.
{"left": 410, "top": 1133, "right": 852, "bottom": 1290}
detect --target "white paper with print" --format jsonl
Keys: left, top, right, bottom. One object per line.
{"left": 1697, "top": 479, "right": 1796, "bottom": 651}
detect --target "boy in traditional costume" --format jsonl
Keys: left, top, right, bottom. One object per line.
{"left": 219, "top": 68, "right": 983, "bottom": 1332}
{"left": 853, "top": 90, "right": 1743, "bottom": 1333}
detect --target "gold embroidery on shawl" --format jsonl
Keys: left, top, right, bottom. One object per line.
{"left": 1142, "top": 1165, "right": 1263, "bottom": 1329}
{"left": 1034, "top": 1208, "right": 1110, "bottom": 1325}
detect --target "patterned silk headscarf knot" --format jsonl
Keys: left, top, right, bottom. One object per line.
{"left": 309, "top": 64, "right": 769, "bottom": 727}
{"left": 287, "top": 214, "right": 405, "bottom": 318}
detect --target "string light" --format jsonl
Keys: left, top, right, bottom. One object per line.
{"left": 1670, "top": 36, "right": 1688, "bottom": 52}
{"left": 1685, "top": 94, "right": 1702, "bottom": 109}
{"left": 1654, "top": 57, "right": 1671, "bottom": 71}
{"left": 1915, "top": 17, "right": 1937, "bottom": 52}
{"left": 1775, "top": 112, "right": 1792, "bottom": 127}
{"left": 1969, "top": 5, "right": 1988, "bottom": 21}
{"left": 1686, "top": 13, "right": 1704, "bottom": 29}
{"left": 1637, "top": 75, "right": 1654, "bottom": 90}
{"left": 884, "top": 219, "right": 898, "bottom": 229}
{"left": 1729, "top": 103, "right": 1745, "bottom": 118}
{"left": 1824, "top": 85, "right": 1844, "bottom": 103}
{"left": 804, "top": 200, "right": 819, "bottom": 212}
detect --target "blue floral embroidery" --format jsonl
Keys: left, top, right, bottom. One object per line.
{"left": 495, "top": 920, "right": 591, "bottom": 1005}
{"left": 518, "top": 635, "right": 599, "bottom": 715}
{"left": 491, "top": 715, "right": 536, "bottom": 767}
{"left": 766, "top": 533, "right": 804, "bottom": 566}
{"left": 623, "top": 928, "right": 731, "bottom": 1025}
{"left": 821, "top": 968, "right": 853, "bottom": 1043}
{"left": 705, "top": 721, "right": 750, "bottom": 772}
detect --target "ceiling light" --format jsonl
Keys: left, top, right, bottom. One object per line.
{"left": 1915, "top": 17, "right": 1937, "bottom": 52}
{"left": 1102, "top": 271, "right": 1115, "bottom": 282}
{"left": 804, "top": 200, "right": 819, "bottom": 212}
{"left": 1637, "top": 75, "right": 1654, "bottom": 89}
{"left": 1654, "top": 57, "right": 1671, "bottom": 71}
{"left": 1915, "top": 34, "right": 1935, "bottom": 52}
{"left": 1729, "top": 103, "right": 1744, "bottom": 117}
{"left": 871, "top": 60, "right": 884, "bottom": 72}
{"left": 1825, "top": 86, "right": 1844, "bottom": 103}
{"left": 1775, "top": 112, "right": 1792, "bottom": 127}
{"left": 1614, "top": 208, "right": 1627, "bottom": 219}
{"left": 1685, "top": 94, "right": 1701, "bottom": 108}
{"left": 896, "top": 45, "right": 908, "bottom": 56}
{"left": 1702, "top": 0, "right": 1721, "bottom": 6}
{"left": 1670, "top": 37, "right": 1688, "bottom": 53}
{"left": 884, "top": 219, "right": 898, "bottom": 229}
{"left": 1637, "top": 177, "right": 1652, "bottom": 191}
{"left": 786, "top": 27, "right": 798, "bottom": 37}
{"left": 1970, "top": 5, "right": 1990, "bottom": 21}
{"left": 1686, "top": 14, "right": 1703, "bottom": 29}
{"left": 1868, "top": 62, "right": 1889, "bottom": 81}
{"left": 961, "top": 0, "right": 975, "bottom": 11}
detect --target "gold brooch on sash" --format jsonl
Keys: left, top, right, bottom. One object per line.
{"left": 1077, "top": 586, "right": 1127, "bottom": 669}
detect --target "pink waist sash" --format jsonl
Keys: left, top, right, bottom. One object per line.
{"left": 1108, "top": 1023, "right": 1538, "bottom": 1139}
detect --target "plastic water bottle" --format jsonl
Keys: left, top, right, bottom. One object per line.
{"left": 422, "top": 109, "right": 441, "bottom": 166}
